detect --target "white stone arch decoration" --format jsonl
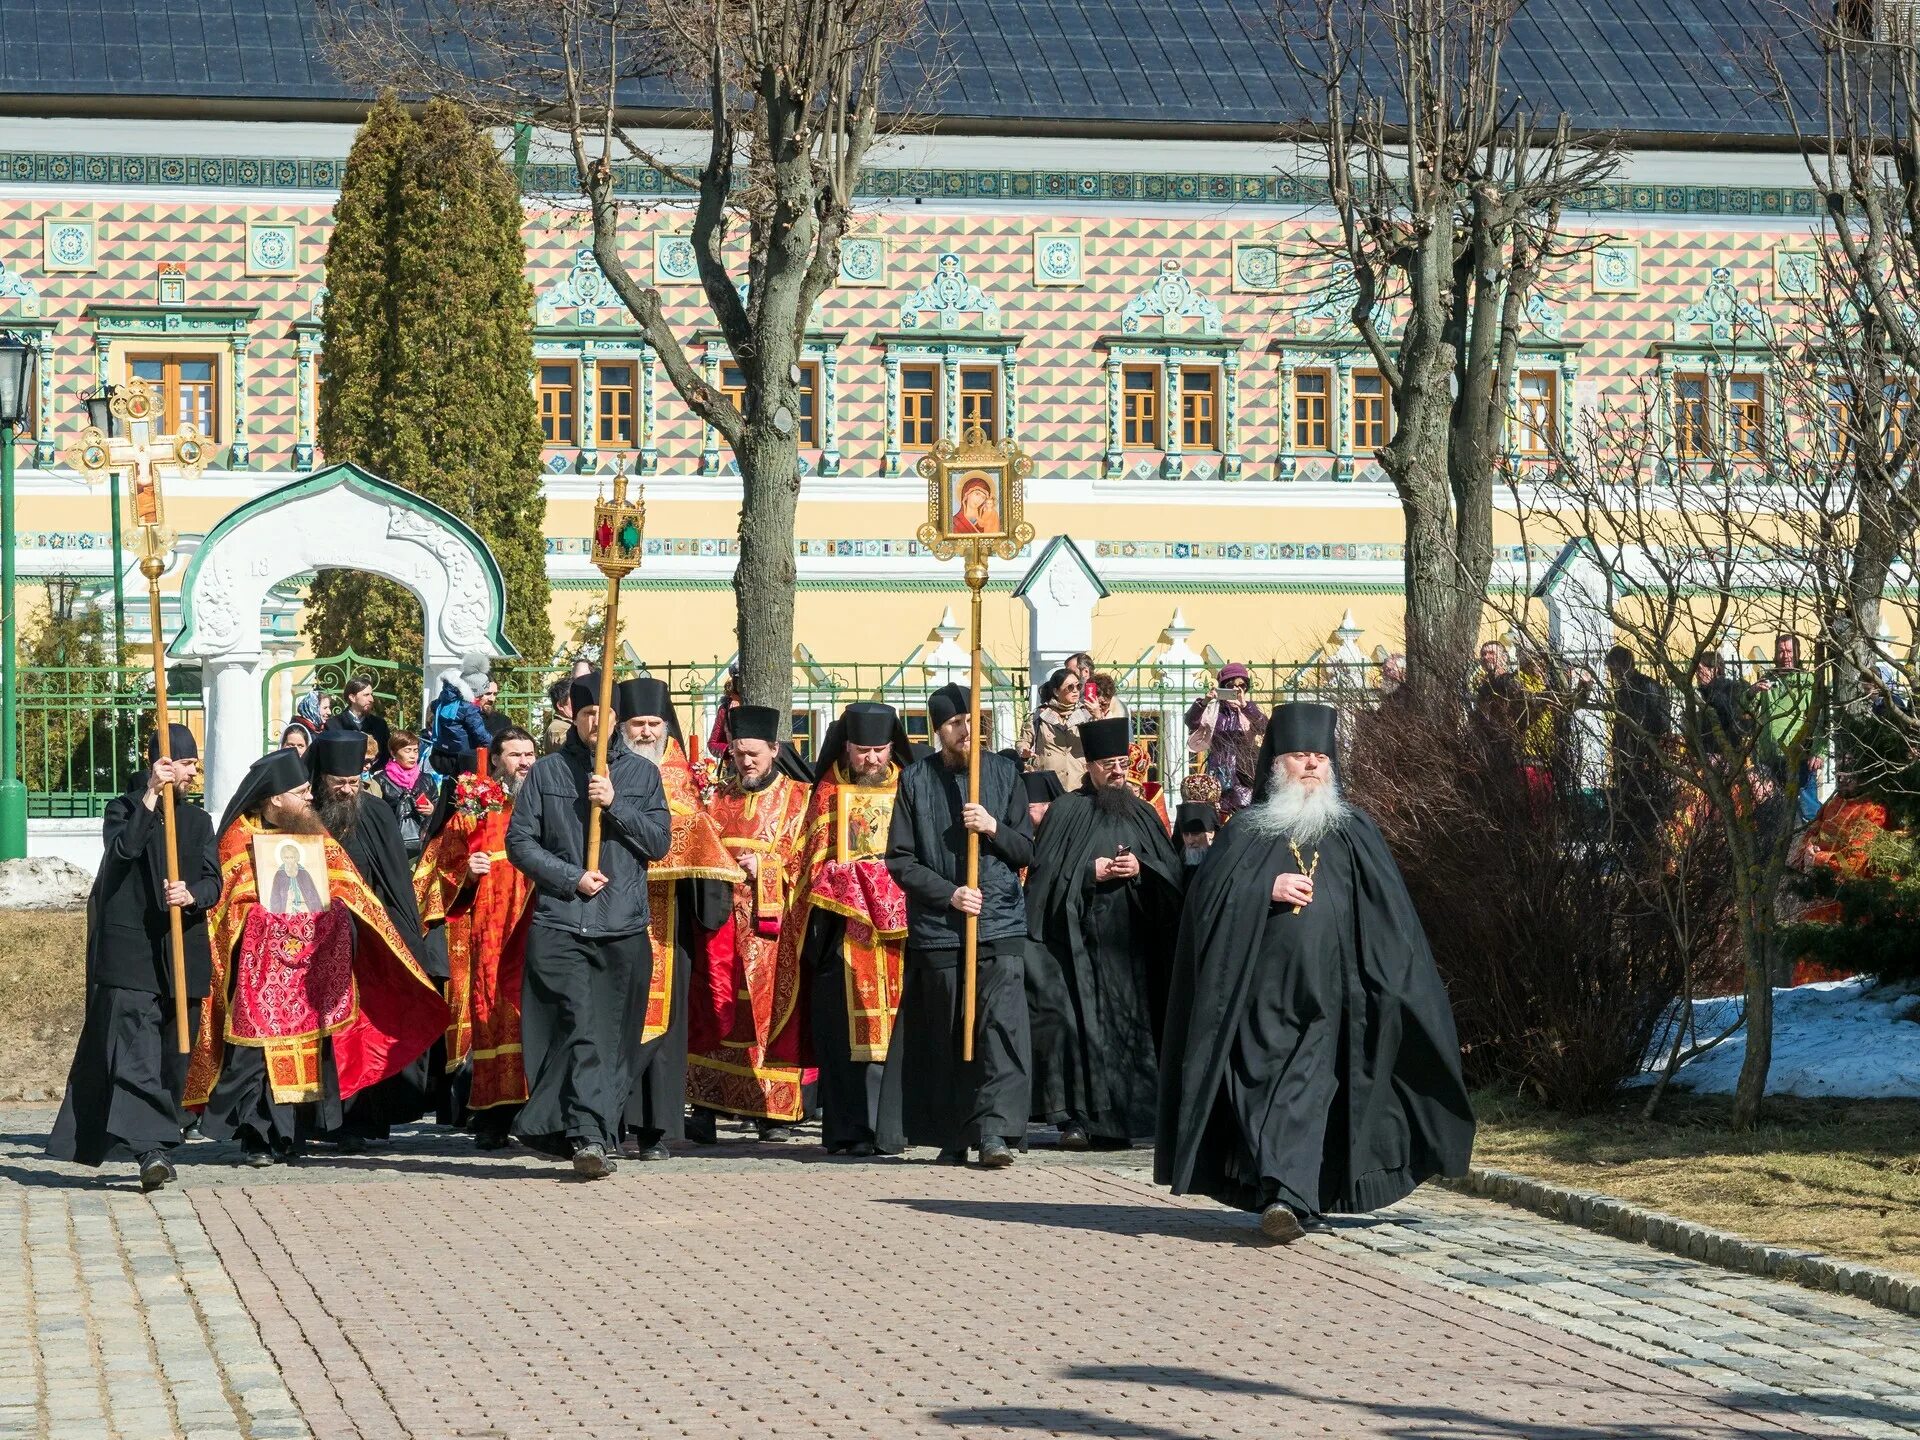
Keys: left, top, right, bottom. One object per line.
{"left": 171, "top": 462, "right": 517, "bottom": 812}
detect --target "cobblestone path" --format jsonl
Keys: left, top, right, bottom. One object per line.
{"left": 2, "top": 1112, "right": 1916, "bottom": 1439}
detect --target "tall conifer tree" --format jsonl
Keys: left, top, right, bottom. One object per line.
{"left": 308, "top": 93, "right": 550, "bottom": 682}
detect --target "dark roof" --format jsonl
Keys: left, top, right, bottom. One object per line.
{"left": 0, "top": 0, "right": 1820, "bottom": 143}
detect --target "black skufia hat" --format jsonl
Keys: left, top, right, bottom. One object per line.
{"left": 814, "top": 702, "right": 913, "bottom": 781}
{"left": 1078, "top": 717, "right": 1131, "bottom": 763}
{"left": 1023, "top": 770, "right": 1065, "bottom": 804}
{"left": 146, "top": 723, "right": 197, "bottom": 764}
{"left": 1174, "top": 801, "right": 1219, "bottom": 835}
{"left": 928, "top": 683, "right": 970, "bottom": 729}
{"left": 1268, "top": 702, "right": 1339, "bottom": 757}
{"left": 615, "top": 676, "right": 684, "bottom": 740}
{"left": 308, "top": 732, "right": 369, "bottom": 779}
{"left": 729, "top": 705, "right": 781, "bottom": 744}
{"left": 216, "top": 748, "right": 310, "bottom": 837}
{"left": 569, "top": 672, "right": 602, "bottom": 714}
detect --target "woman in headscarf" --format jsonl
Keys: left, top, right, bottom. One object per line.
{"left": 1184, "top": 662, "right": 1267, "bottom": 815}
{"left": 1026, "top": 668, "right": 1086, "bottom": 791}
{"left": 278, "top": 723, "right": 311, "bottom": 759}
{"left": 292, "top": 690, "right": 330, "bottom": 739}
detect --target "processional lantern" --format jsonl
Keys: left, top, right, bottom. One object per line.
{"left": 584, "top": 457, "right": 645, "bottom": 871}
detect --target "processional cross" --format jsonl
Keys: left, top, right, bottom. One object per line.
{"left": 63, "top": 377, "right": 210, "bottom": 1052}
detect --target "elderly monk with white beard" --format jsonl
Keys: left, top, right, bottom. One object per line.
{"left": 1155, "top": 702, "right": 1474, "bottom": 1243}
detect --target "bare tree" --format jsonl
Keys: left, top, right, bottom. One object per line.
{"left": 1763, "top": 1, "right": 1920, "bottom": 753}
{"left": 1280, "top": 0, "right": 1619, "bottom": 702}
{"left": 323, "top": 0, "right": 926, "bottom": 713}
{"left": 1504, "top": 373, "right": 1839, "bottom": 1129}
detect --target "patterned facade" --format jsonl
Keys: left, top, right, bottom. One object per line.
{"left": 0, "top": 129, "right": 1829, "bottom": 666}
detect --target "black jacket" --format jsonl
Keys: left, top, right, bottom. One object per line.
{"left": 333, "top": 792, "right": 434, "bottom": 975}
{"left": 89, "top": 783, "right": 220, "bottom": 997}
{"left": 326, "top": 707, "right": 392, "bottom": 761}
{"left": 885, "top": 749, "right": 1034, "bottom": 949}
{"left": 506, "top": 732, "right": 672, "bottom": 939}
{"left": 1698, "top": 676, "right": 1748, "bottom": 758}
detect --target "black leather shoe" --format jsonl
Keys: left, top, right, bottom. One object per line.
{"left": 571, "top": 1141, "right": 614, "bottom": 1179}
{"left": 756, "top": 1122, "right": 800, "bottom": 1143}
{"left": 1057, "top": 1123, "right": 1090, "bottom": 1151}
{"left": 1259, "top": 1203, "right": 1306, "bottom": 1243}
{"left": 637, "top": 1142, "right": 671, "bottom": 1162}
{"left": 978, "top": 1136, "right": 1016, "bottom": 1169}
{"left": 137, "top": 1151, "right": 175, "bottom": 1192}
{"left": 935, "top": 1146, "right": 968, "bottom": 1165}
{"left": 686, "top": 1109, "right": 718, "bottom": 1145}
{"left": 847, "top": 1141, "right": 878, "bottom": 1158}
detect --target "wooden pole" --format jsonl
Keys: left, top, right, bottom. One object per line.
{"left": 583, "top": 574, "right": 622, "bottom": 875}
{"left": 142, "top": 547, "right": 190, "bottom": 1054}
{"left": 961, "top": 551, "right": 987, "bottom": 1063}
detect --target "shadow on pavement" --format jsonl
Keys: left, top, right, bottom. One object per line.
{"left": 878, "top": 1196, "right": 1258, "bottom": 1244}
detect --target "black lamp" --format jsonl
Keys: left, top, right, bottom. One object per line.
{"left": 0, "top": 334, "right": 35, "bottom": 430}
{"left": 84, "top": 383, "right": 121, "bottom": 439}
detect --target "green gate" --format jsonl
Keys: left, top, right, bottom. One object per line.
{"left": 261, "top": 648, "right": 408, "bottom": 748}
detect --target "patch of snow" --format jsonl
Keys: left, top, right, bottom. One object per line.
{"left": 0, "top": 857, "right": 93, "bottom": 911}
{"left": 1635, "top": 978, "right": 1920, "bottom": 1099}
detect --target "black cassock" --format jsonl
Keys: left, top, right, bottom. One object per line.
{"left": 1023, "top": 788, "right": 1183, "bottom": 1141}
{"left": 1155, "top": 808, "right": 1474, "bottom": 1217}
{"left": 805, "top": 907, "right": 907, "bottom": 1153}
{"left": 49, "top": 783, "right": 219, "bottom": 1166}
{"left": 332, "top": 796, "right": 437, "bottom": 1137}
{"left": 624, "top": 877, "right": 728, "bottom": 1144}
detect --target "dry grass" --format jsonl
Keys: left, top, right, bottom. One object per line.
{"left": 1475, "top": 1087, "right": 1920, "bottom": 1278}
{"left": 0, "top": 908, "right": 88, "bottom": 1099}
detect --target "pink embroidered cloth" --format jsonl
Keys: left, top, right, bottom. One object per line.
{"left": 226, "top": 901, "right": 358, "bottom": 1044}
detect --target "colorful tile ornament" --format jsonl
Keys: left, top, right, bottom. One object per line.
{"left": 1231, "top": 243, "right": 1281, "bottom": 293}
{"left": 246, "top": 222, "right": 298, "bottom": 275}
{"left": 1592, "top": 244, "right": 1639, "bottom": 295}
{"left": 1774, "top": 248, "right": 1818, "bottom": 300}
{"left": 42, "top": 217, "right": 97, "bottom": 272}
{"left": 1032, "top": 233, "right": 1083, "bottom": 287}
{"left": 837, "top": 236, "right": 887, "bottom": 287}
{"left": 654, "top": 234, "right": 698, "bottom": 286}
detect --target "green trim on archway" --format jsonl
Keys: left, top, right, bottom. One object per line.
{"left": 170, "top": 461, "right": 516, "bottom": 658}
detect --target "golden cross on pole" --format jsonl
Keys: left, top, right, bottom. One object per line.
{"left": 586, "top": 456, "right": 645, "bottom": 873}
{"left": 63, "top": 377, "right": 209, "bottom": 1053}
{"left": 918, "top": 424, "right": 1034, "bottom": 1062}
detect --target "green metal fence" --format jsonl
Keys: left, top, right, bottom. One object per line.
{"left": 15, "top": 663, "right": 204, "bottom": 818}
{"left": 12, "top": 656, "right": 1394, "bottom": 819}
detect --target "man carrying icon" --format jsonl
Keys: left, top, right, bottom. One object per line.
{"left": 885, "top": 683, "right": 1035, "bottom": 1167}
{"left": 1155, "top": 703, "right": 1475, "bottom": 1242}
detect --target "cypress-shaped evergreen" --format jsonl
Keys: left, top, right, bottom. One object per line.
{"left": 309, "top": 94, "right": 550, "bottom": 681}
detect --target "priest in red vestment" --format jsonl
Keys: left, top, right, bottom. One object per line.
{"left": 186, "top": 749, "right": 448, "bottom": 1166}
{"left": 788, "top": 702, "right": 914, "bottom": 1156}
{"left": 686, "top": 706, "right": 815, "bottom": 1141}
{"left": 414, "top": 726, "right": 541, "bottom": 1147}
{"left": 616, "top": 677, "right": 743, "bottom": 1159}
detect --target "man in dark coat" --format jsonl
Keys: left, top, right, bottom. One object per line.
{"left": 1156, "top": 702, "right": 1475, "bottom": 1242}
{"left": 324, "top": 675, "right": 392, "bottom": 760}
{"left": 309, "top": 732, "right": 437, "bottom": 1143}
{"left": 884, "top": 683, "right": 1034, "bottom": 1167}
{"left": 505, "top": 672, "right": 672, "bottom": 1177}
{"left": 48, "top": 726, "right": 219, "bottom": 1191}
{"left": 1606, "top": 644, "right": 1672, "bottom": 853}
{"left": 1024, "top": 718, "right": 1183, "bottom": 1149}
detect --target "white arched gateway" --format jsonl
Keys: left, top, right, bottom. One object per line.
{"left": 172, "top": 462, "right": 516, "bottom": 814}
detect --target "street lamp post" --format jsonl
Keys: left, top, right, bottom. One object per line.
{"left": 84, "top": 386, "right": 127, "bottom": 661}
{"left": 0, "top": 333, "right": 41, "bottom": 860}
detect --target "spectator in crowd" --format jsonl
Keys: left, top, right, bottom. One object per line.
{"left": 278, "top": 723, "right": 311, "bottom": 759}
{"left": 545, "top": 678, "right": 575, "bottom": 754}
{"left": 475, "top": 673, "right": 513, "bottom": 743}
{"left": 425, "top": 653, "right": 496, "bottom": 778}
{"left": 1694, "top": 651, "right": 1746, "bottom": 760}
{"left": 325, "top": 675, "right": 392, "bottom": 758}
{"left": 1749, "top": 633, "right": 1821, "bottom": 825}
{"left": 375, "top": 730, "right": 437, "bottom": 860}
{"left": 1078, "top": 669, "right": 1128, "bottom": 722}
{"left": 1064, "top": 652, "right": 1094, "bottom": 686}
{"left": 1027, "top": 669, "right": 1087, "bottom": 791}
{"left": 1604, "top": 645, "right": 1671, "bottom": 851}
{"left": 708, "top": 664, "right": 742, "bottom": 758}
{"left": 291, "top": 690, "right": 330, "bottom": 739}
{"left": 1185, "top": 662, "right": 1266, "bottom": 816}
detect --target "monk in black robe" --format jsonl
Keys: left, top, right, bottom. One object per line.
{"left": 1156, "top": 702, "right": 1475, "bottom": 1242}
{"left": 1024, "top": 718, "right": 1183, "bottom": 1148}
{"left": 885, "top": 683, "right": 1034, "bottom": 1167}
{"left": 48, "top": 726, "right": 218, "bottom": 1191}
{"left": 309, "top": 732, "right": 436, "bottom": 1143}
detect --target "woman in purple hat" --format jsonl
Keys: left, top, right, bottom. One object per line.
{"left": 1184, "top": 663, "right": 1267, "bottom": 816}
